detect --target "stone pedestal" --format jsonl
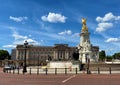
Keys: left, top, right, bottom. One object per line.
{"left": 48, "top": 61, "right": 79, "bottom": 68}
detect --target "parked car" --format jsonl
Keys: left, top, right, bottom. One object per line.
{"left": 3, "top": 65, "right": 16, "bottom": 72}
{"left": 3, "top": 65, "right": 11, "bottom": 72}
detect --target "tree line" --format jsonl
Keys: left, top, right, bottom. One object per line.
{"left": 0, "top": 50, "right": 11, "bottom": 60}
{"left": 99, "top": 50, "right": 120, "bottom": 61}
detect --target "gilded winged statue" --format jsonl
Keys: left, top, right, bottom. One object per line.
{"left": 81, "top": 18, "right": 88, "bottom": 32}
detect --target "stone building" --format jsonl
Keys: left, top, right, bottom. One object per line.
{"left": 11, "top": 44, "right": 76, "bottom": 66}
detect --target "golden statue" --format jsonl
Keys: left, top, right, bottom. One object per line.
{"left": 82, "top": 18, "right": 86, "bottom": 25}
{"left": 81, "top": 18, "right": 88, "bottom": 32}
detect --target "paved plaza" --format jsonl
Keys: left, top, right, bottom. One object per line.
{"left": 0, "top": 67, "right": 120, "bottom": 85}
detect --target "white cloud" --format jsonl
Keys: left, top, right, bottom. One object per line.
{"left": 96, "top": 22, "right": 113, "bottom": 32}
{"left": 41, "top": 12, "right": 67, "bottom": 23}
{"left": 96, "top": 12, "right": 120, "bottom": 32}
{"left": 26, "top": 39, "right": 39, "bottom": 45}
{"left": 12, "top": 31, "right": 39, "bottom": 45}
{"left": 96, "top": 12, "right": 120, "bottom": 22}
{"left": 96, "top": 17, "right": 103, "bottom": 22}
{"left": 71, "top": 33, "right": 79, "bottom": 37}
{"left": 105, "top": 37, "right": 120, "bottom": 43}
{"left": 3, "top": 27, "right": 40, "bottom": 48}
{"left": 58, "top": 30, "right": 72, "bottom": 35}
{"left": 10, "top": 16, "right": 28, "bottom": 22}
{"left": 3, "top": 45, "right": 16, "bottom": 48}
{"left": 12, "top": 31, "right": 28, "bottom": 41}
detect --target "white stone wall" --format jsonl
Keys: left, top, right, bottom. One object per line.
{"left": 48, "top": 61, "right": 73, "bottom": 68}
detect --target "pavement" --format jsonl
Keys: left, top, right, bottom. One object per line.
{"left": 0, "top": 73, "right": 120, "bottom": 85}
{"left": 0, "top": 67, "right": 120, "bottom": 85}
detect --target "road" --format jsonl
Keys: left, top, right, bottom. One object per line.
{"left": 0, "top": 73, "right": 120, "bottom": 85}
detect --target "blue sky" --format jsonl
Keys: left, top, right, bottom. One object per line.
{"left": 0, "top": 0, "right": 120, "bottom": 55}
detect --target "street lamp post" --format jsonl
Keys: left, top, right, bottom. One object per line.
{"left": 23, "top": 40, "right": 28, "bottom": 73}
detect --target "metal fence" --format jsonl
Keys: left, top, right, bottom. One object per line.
{"left": 3, "top": 66, "right": 120, "bottom": 75}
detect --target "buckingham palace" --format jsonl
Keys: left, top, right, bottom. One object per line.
{"left": 11, "top": 43, "right": 99, "bottom": 66}
{"left": 11, "top": 44, "right": 76, "bottom": 66}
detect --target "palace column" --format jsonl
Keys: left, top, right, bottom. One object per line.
{"left": 16, "top": 49, "right": 19, "bottom": 60}
{"left": 62, "top": 51, "right": 64, "bottom": 60}
{"left": 63, "top": 51, "right": 65, "bottom": 59}
{"left": 56, "top": 51, "right": 58, "bottom": 60}
{"left": 66, "top": 52, "right": 69, "bottom": 59}
{"left": 54, "top": 51, "right": 56, "bottom": 60}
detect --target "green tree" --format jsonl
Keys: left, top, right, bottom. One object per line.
{"left": 113, "top": 52, "right": 120, "bottom": 59}
{"left": 99, "top": 50, "right": 106, "bottom": 61}
{"left": 0, "top": 50, "right": 10, "bottom": 60}
{"left": 106, "top": 55, "right": 113, "bottom": 61}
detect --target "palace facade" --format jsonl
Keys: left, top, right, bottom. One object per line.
{"left": 11, "top": 44, "right": 76, "bottom": 66}
{"left": 11, "top": 43, "right": 99, "bottom": 66}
